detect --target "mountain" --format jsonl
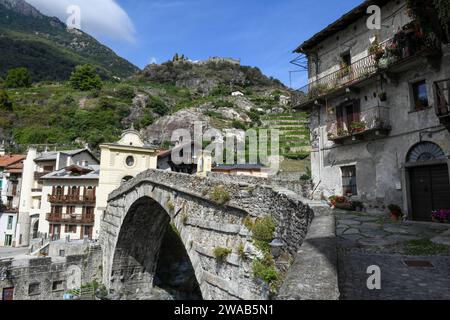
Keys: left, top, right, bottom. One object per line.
{"left": 0, "top": 0, "right": 139, "bottom": 81}
{"left": 0, "top": 56, "right": 310, "bottom": 165}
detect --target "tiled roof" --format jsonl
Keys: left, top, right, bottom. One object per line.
{"left": 0, "top": 155, "right": 26, "bottom": 168}
{"left": 5, "top": 161, "right": 24, "bottom": 173}
{"left": 213, "top": 164, "right": 266, "bottom": 171}
{"left": 34, "top": 149, "right": 99, "bottom": 164}
{"left": 42, "top": 164, "right": 100, "bottom": 180}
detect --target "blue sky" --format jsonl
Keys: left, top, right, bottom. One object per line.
{"left": 31, "top": 0, "right": 364, "bottom": 87}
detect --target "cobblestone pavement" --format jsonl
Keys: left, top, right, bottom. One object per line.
{"left": 335, "top": 211, "right": 450, "bottom": 300}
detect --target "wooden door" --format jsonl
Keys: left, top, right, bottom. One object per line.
{"left": 410, "top": 165, "right": 450, "bottom": 221}
{"left": 2, "top": 287, "right": 14, "bottom": 301}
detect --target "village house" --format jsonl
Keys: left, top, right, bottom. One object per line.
{"left": 0, "top": 152, "right": 26, "bottom": 247}
{"left": 292, "top": 0, "right": 450, "bottom": 221}
{"left": 16, "top": 148, "right": 99, "bottom": 247}
{"left": 39, "top": 164, "right": 99, "bottom": 241}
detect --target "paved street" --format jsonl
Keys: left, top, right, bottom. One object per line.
{"left": 335, "top": 211, "right": 450, "bottom": 300}
{"left": 0, "top": 247, "right": 29, "bottom": 259}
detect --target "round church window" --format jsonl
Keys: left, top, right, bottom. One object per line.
{"left": 126, "top": 156, "right": 135, "bottom": 167}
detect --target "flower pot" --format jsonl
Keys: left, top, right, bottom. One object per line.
{"left": 390, "top": 213, "right": 400, "bottom": 221}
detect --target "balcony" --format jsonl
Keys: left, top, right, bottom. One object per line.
{"left": 293, "top": 23, "right": 442, "bottom": 108}
{"left": 326, "top": 106, "right": 391, "bottom": 143}
{"left": 46, "top": 213, "right": 95, "bottom": 224}
{"left": 292, "top": 54, "right": 378, "bottom": 107}
{"left": 48, "top": 194, "right": 96, "bottom": 205}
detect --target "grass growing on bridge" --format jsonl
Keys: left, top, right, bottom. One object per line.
{"left": 213, "top": 247, "right": 232, "bottom": 262}
{"left": 252, "top": 216, "right": 276, "bottom": 253}
{"left": 210, "top": 185, "right": 231, "bottom": 205}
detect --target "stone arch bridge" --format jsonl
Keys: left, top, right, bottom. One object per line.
{"left": 99, "top": 170, "right": 313, "bottom": 300}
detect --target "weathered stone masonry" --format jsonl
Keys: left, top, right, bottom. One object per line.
{"left": 0, "top": 245, "right": 102, "bottom": 300}
{"left": 100, "top": 169, "right": 314, "bottom": 300}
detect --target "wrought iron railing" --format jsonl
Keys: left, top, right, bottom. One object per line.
{"left": 292, "top": 54, "right": 378, "bottom": 106}
{"left": 326, "top": 106, "right": 391, "bottom": 140}
{"left": 293, "top": 23, "right": 442, "bottom": 107}
{"left": 46, "top": 213, "right": 95, "bottom": 224}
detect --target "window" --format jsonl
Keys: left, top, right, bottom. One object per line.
{"left": 336, "top": 101, "right": 361, "bottom": 134}
{"left": 65, "top": 225, "right": 77, "bottom": 234}
{"left": 52, "top": 280, "right": 64, "bottom": 292}
{"left": 43, "top": 166, "right": 54, "bottom": 173}
{"left": 51, "top": 206, "right": 63, "bottom": 214}
{"left": 412, "top": 80, "right": 429, "bottom": 110}
{"left": 28, "top": 283, "right": 40, "bottom": 296}
{"left": 66, "top": 206, "right": 76, "bottom": 214}
{"left": 7, "top": 216, "right": 13, "bottom": 230}
{"left": 83, "top": 207, "right": 94, "bottom": 215}
{"left": 126, "top": 156, "right": 135, "bottom": 167}
{"left": 342, "top": 165, "right": 357, "bottom": 196}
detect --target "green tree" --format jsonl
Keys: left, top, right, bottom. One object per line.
{"left": 4, "top": 68, "right": 32, "bottom": 88}
{"left": 69, "top": 65, "right": 103, "bottom": 91}
{"left": 0, "top": 90, "right": 13, "bottom": 111}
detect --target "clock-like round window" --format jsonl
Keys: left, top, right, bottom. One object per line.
{"left": 126, "top": 156, "right": 135, "bottom": 167}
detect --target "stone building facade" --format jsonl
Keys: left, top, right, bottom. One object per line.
{"left": 0, "top": 245, "right": 102, "bottom": 300}
{"left": 293, "top": 0, "right": 450, "bottom": 221}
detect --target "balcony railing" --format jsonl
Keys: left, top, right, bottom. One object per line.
{"left": 48, "top": 194, "right": 96, "bottom": 204}
{"left": 326, "top": 106, "right": 391, "bottom": 142}
{"left": 292, "top": 54, "right": 378, "bottom": 107}
{"left": 293, "top": 23, "right": 442, "bottom": 107}
{"left": 46, "top": 213, "right": 95, "bottom": 224}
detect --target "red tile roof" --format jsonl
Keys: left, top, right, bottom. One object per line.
{"left": 0, "top": 155, "right": 26, "bottom": 168}
{"left": 5, "top": 161, "right": 24, "bottom": 174}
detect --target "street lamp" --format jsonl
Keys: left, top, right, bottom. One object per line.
{"left": 269, "top": 239, "right": 285, "bottom": 259}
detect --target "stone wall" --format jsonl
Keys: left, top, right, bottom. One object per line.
{"left": 101, "top": 169, "right": 314, "bottom": 300}
{"left": 206, "top": 172, "right": 312, "bottom": 199}
{"left": 0, "top": 245, "right": 102, "bottom": 300}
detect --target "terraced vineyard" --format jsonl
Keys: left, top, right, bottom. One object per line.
{"left": 261, "top": 112, "right": 311, "bottom": 160}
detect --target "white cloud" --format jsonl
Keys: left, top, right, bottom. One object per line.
{"left": 27, "top": 0, "right": 135, "bottom": 42}
{"left": 149, "top": 57, "right": 157, "bottom": 64}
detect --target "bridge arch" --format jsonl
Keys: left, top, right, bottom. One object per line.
{"left": 103, "top": 191, "right": 206, "bottom": 300}
{"left": 100, "top": 170, "right": 314, "bottom": 300}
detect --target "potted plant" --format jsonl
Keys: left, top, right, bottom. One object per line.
{"left": 329, "top": 196, "right": 353, "bottom": 210}
{"left": 387, "top": 204, "right": 403, "bottom": 221}
{"left": 379, "top": 92, "right": 387, "bottom": 102}
{"left": 369, "top": 38, "right": 385, "bottom": 63}
{"left": 337, "top": 128, "right": 349, "bottom": 137}
{"left": 431, "top": 209, "right": 450, "bottom": 223}
{"left": 351, "top": 121, "right": 366, "bottom": 133}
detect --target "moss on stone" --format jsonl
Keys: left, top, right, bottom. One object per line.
{"left": 213, "top": 247, "right": 232, "bottom": 262}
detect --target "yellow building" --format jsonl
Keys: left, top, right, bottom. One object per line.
{"left": 95, "top": 129, "right": 160, "bottom": 238}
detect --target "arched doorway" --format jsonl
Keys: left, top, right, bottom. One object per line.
{"left": 110, "top": 197, "right": 202, "bottom": 300}
{"left": 406, "top": 142, "right": 450, "bottom": 221}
